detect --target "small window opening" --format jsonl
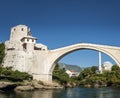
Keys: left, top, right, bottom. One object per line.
{"left": 7, "top": 48, "right": 15, "bottom": 51}
{"left": 43, "top": 49, "right": 45, "bottom": 51}
{"left": 27, "top": 39, "right": 29, "bottom": 42}
{"left": 23, "top": 43, "right": 27, "bottom": 50}
{"left": 32, "top": 39, "right": 34, "bottom": 42}
{"left": 34, "top": 46, "right": 41, "bottom": 50}
{"left": 21, "top": 28, "right": 24, "bottom": 31}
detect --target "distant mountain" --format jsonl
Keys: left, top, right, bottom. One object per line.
{"left": 58, "top": 62, "right": 83, "bottom": 72}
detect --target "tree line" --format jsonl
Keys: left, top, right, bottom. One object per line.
{"left": 53, "top": 63, "right": 120, "bottom": 87}
{"left": 0, "top": 43, "right": 5, "bottom": 64}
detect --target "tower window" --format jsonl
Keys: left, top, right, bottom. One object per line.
{"left": 14, "top": 28, "right": 16, "bottom": 31}
{"left": 23, "top": 43, "right": 27, "bottom": 50}
{"left": 21, "top": 28, "right": 24, "bottom": 31}
{"left": 34, "top": 46, "right": 41, "bottom": 50}
{"left": 43, "top": 49, "right": 45, "bottom": 51}
{"left": 32, "top": 39, "right": 34, "bottom": 42}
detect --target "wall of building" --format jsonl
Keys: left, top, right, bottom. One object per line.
{"left": 3, "top": 25, "right": 49, "bottom": 81}
{"left": 10, "top": 25, "right": 29, "bottom": 41}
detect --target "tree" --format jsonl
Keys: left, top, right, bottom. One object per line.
{"left": 0, "top": 67, "right": 32, "bottom": 81}
{"left": 91, "top": 66, "right": 98, "bottom": 74}
{"left": 0, "top": 43, "right": 5, "bottom": 64}
{"left": 78, "top": 68, "right": 93, "bottom": 80}
{"left": 111, "top": 65, "right": 120, "bottom": 71}
{"left": 53, "top": 63, "right": 69, "bottom": 84}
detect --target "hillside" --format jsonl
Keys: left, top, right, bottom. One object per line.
{"left": 58, "top": 62, "right": 83, "bottom": 72}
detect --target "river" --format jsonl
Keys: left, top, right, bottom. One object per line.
{"left": 0, "top": 87, "right": 120, "bottom": 98}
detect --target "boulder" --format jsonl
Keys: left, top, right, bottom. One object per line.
{"left": 15, "top": 86, "right": 34, "bottom": 91}
{"left": 31, "top": 80, "right": 44, "bottom": 89}
{"left": 0, "top": 81, "right": 17, "bottom": 91}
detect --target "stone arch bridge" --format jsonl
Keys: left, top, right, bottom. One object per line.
{"left": 4, "top": 25, "right": 120, "bottom": 84}
{"left": 32, "top": 43, "right": 120, "bottom": 83}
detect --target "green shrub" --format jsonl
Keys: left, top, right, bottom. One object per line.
{"left": 0, "top": 43, "right": 5, "bottom": 64}
{"left": 0, "top": 67, "right": 32, "bottom": 81}
{"left": 53, "top": 64, "right": 69, "bottom": 84}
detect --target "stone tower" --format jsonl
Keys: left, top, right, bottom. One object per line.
{"left": 3, "top": 25, "right": 48, "bottom": 74}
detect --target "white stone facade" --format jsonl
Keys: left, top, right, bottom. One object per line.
{"left": 102, "top": 61, "right": 113, "bottom": 71}
{"left": 3, "top": 25, "right": 48, "bottom": 74}
{"left": 66, "top": 70, "right": 80, "bottom": 77}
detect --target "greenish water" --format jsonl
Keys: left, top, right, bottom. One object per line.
{"left": 0, "top": 87, "right": 120, "bottom": 98}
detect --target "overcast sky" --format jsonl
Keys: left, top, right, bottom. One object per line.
{"left": 0, "top": 0, "right": 120, "bottom": 67}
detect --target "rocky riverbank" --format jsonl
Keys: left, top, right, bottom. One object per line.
{"left": 78, "top": 80, "right": 120, "bottom": 88}
{"left": 1, "top": 80, "right": 120, "bottom": 92}
{"left": 0, "top": 80, "right": 64, "bottom": 91}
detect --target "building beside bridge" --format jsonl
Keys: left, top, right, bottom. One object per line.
{"left": 58, "top": 63, "right": 81, "bottom": 77}
{"left": 3, "top": 25, "right": 48, "bottom": 74}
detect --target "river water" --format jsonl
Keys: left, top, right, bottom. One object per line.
{"left": 0, "top": 87, "right": 120, "bottom": 98}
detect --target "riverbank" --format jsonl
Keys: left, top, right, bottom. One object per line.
{"left": 0, "top": 64, "right": 120, "bottom": 91}
{"left": 0, "top": 80, "right": 64, "bottom": 91}
{"left": 1, "top": 80, "right": 120, "bottom": 92}
{"left": 78, "top": 79, "right": 120, "bottom": 88}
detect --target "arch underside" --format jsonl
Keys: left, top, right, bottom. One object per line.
{"left": 49, "top": 45, "right": 120, "bottom": 73}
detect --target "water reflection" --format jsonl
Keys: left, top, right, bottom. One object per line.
{"left": 32, "top": 90, "right": 53, "bottom": 98}
{"left": 0, "top": 89, "right": 64, "bottom": 98}
{"left": 0, "top": 87, "right": 120, "bottom": 98}
{"left": 96, "top": 88, "right": 118, "bottom": 98}
{"left": 0, "top": 92, "right": 6, "bottom": 98}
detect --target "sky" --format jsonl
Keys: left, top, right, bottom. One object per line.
{"left": 0, "top": 0, "right": 120, "bottom": 67}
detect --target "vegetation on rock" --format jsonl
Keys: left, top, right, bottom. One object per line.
{"left": 0, "top": 67, "right": 32, "bottom": 81}
{"left": 53, "top": 64, "right": 69, "bottom": 85}
{"left": 0, "top": 43, "right": 5, "bottom": 64}
{"left": 77, "top": 65, "right": 120, "bottom": 87}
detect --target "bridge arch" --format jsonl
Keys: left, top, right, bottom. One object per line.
{"left": 49, "top": 43, "right": 120, "bottom": 74}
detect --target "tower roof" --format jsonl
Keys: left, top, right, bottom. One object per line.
{"left": 21, "top": 36, "right": 37, "bottom": 40}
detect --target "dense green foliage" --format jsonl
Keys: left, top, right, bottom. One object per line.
{"left": 53, "top": 64, "right": 120, "bottom": 87}
{"left": 0, "top": 67, "right": 32, "bottom": 81}
{"left": 77, "top": 65, "right": 120, "bottom": 87}
{"left": 53, "top": 64, "right": 69, "bottom": 84}
{"left": 0, "top": 43, "right": 5, "bottom": 64}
